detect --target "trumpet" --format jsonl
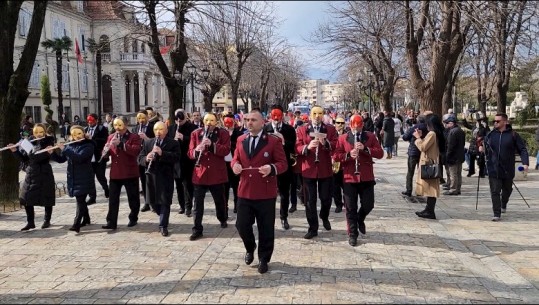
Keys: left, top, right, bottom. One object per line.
{"left": 195, "top": 127, "right": 209, "bottom": 167}
{"left": 0, "top": 138, "right": 40, "bottom": 152}
{"left": 145, "top": 139, "right": 159, "bottom": 174}
{"left": 98, "top": 132, "right": 119, "bottom": 163}
{"left": 34, "top": 138, "right": 85, "bottom": 154}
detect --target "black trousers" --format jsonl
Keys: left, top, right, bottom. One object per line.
{"left": 343, "top": 182, "right": 375, "bottom": 238}
{"left": 89, "top": 161, "right": 108, "bottom": 199}
{"left": 488, "top": 177, "right": 513, "bottom": 217}
{"left": 74, "top": 195, "right": 88, "bottom": 226}
{"left": 332, "top": 170, "right": 344, "bottom": 208}
{"left": 146, "top": 174, "right": 172, "bottom": 228}
{"left": 290, "top": 172, "right": 299, "bottom": 205}
{"left": 469, "top": 152, "right": 486, "bottom": 176}
{"left": 192, "top": 184, "right": 227, "bottom": 234}
{"left": 225, "top": 161, "right": 240, "bottom": 213}
{"left": 138, "top": 166, "right": 147, "bottom": 203}
{"left": 303, "top": 177, "right": 332, "bottom": 233}
{"left": 235, "top": 197, "right": 276, "bottom": 263}
{"left": 106, "top": 178, "right": 140, "bottom": 227}
{"left": 406, "top": 156, "right": 420, "bottom": 193}
{"left": 176, "top": 162, "right": 195, "bottom": 211}
{"left": 277, "top": 168, "right": 292, "bottom": 220}
{"left": 24, "top": 205, "right": 53, "bottom": 225}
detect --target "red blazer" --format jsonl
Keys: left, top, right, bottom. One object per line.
{"left": 333, "top": 131, "right": 384, "bottom": 183}
{"left": 108, "top": 131, "right": 142, "bottom": 179}
{"left": 295, "top": 123, "right": 338, "bottom": 179}
{"left": 188, "top": 127, "right": 230, "bottom": 185}
{"left": 232, "top": 131, "right": 288, "bottom": 200}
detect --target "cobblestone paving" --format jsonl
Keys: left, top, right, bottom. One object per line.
{"left": 1, "top": 142, "right": 538, "bottom": 303}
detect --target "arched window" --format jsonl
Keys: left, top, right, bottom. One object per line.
{"left": 132, "top": 38, "right": 138, "bottom": 53}
{"left": 99, "top": 35, "right": 110, "bottom": 53}
{"left": 141, "top": 42, "right": 145, "bottom": 53}
{"left": 123, "top": 35, "right": 129, "bottom": 52}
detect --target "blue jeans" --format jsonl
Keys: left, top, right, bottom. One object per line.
{"left": 536, "top": 151, "right": 539, "bottom": 165}
{"left": 384, "top": 146, "right": 393, "bottom": 157}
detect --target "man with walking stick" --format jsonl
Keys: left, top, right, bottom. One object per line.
{"left": 478, "top": 113, "right": 529, "bottom": 221}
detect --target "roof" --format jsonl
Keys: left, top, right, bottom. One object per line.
{"left": 86, "top": 1, "right": 129, "bottom": 20}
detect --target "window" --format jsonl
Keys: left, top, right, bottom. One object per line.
{"left": 52, "top": 17, "right": 68, "bottom": 39}
{"left": 29, "top": 63, "right": 40, "bottom": 89}
{"left": 99, "top": 35, "right": 110, "bottom": 53}
{"left": 141, "top": 43, "right": 145, "bottom": 53}
{"left": 83, "top": 107, "right": 89, "bottom": 120}
{"left": 123, "top": 36, "right": 129, "bottom": 52}
{"left": 78, "top": 26, "right": 86, "bottom": 52}
{"left": 132, "top": 39, "right": 138, "bottom": 53}
{"left": 64, "top": 106, "right": 72, "bottom": 121}
{"left": 81, "top": 68, "right": 88, "bottom": 92}
{"left": 24, "top": 106, "right": 33, "bottom": 120}
{"left": 18, "top": 8, "right": 31, "bottom": 37}
{"left": 76, "top": 1, "right": 84, "bottom": 12}
{"left": 24, "top": 106, "right": 42, "bottom": 123}
{"left": 56, "top": 63, "right": 70, "bottom": 91}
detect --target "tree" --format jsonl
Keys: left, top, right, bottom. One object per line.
{"left": 0, "top": 1, "right": 48, "bottom": 201}
{"left": 87, "top": 38, "right": 106, "bottom": 121}
{"left": 41, "top": 36, "right": 72, "bottom": 123}
{"left": 40, "top": 75, "right": 57, "bottom": 139}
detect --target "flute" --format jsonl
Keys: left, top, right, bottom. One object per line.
{"left": 0, "top": 138, "right": 40, "bottom": 151}
{"left": 34, "top": 138, "right": 85, "bottom": 154}
{"left": 98, "top": 132, "right": 119, "bottom": 163}
{"left": 145, "top": 139, "right": 159, "bottom": 174}
{"left": 195, "top": 127, "right": 209, "bottom": 167}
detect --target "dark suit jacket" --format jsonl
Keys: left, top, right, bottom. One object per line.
{"left": 263, "top": 122, "right": 297, "bottom": 167}
{"left": 132, "top": 122, "right": 155, "bottom": 139}
{"left": 295, "top": 122, "right": 338, "bottom": 179}
{"left": 167, "top": 121, "right": 199, "bottom": 178}
{"left": 85, "top": 124, "right": 108, "bottom": 162}
{"left": 232, "top": 131, "right": 288, "bottom": 200}
{"left": 188, "top": 127, "right": 230, "bottom": 185}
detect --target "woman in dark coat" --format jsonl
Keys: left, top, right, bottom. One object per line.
{"left": 374, "top": 112, "right": 384, "bottom": 146}
{"left": 51, "top": 125, "right": 96, "bottom": 233}
{"left": 381, "top": 112, "right": 395, "bottom": 159}
{"left": 8, "top": 123, "right": 56, "bottom": 231}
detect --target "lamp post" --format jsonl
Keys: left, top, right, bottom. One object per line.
{"left": 186, "top": 65, "right": 196, "bottom": 113}
{"left": 357, "top": 70, "right": 374, "bottom": 115}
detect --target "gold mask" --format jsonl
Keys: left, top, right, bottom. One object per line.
{"left": 136, "top": 113, "right": 148, "bottom": 125}
{"left": 32, "top": 126, "right": 46, "bottom": 139}
{"left": 310, "top": 106, "right": 324, "bottom": 124}
{"left": 113, "top": 118, "right": 126, "bottom": 132}
{"left": 203, "top": 114, "right": 217, "bottom": 127}
{"left": 70, "top": 127, "right": 85, "bottom": 141}
{"left": 153, "top": 122, "right": 167, "bottom": 139}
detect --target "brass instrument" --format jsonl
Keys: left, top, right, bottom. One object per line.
{"left": 290, "top": 153, "right": 297, "bottom": 167}
{"left": 332, "top": 160, "right": 341, "bottom": 174}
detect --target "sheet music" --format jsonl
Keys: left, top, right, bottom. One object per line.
{"left": 20, "top": 139, "right": 33, "bottom": 154}
{"left": 224, "top": 152, "right": 232, "bottom": 162}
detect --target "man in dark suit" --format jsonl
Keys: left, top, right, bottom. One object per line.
{"left": 333, "top": 115, "right": 384, "bottom": 246}
{"left": 232, "top": 110, "right": 288, "bottom": 274}
{"left": 132, "top": 110, "right": 155, "bottom": 212}
{"left": 138, "top": 122, "right": 181, "bottom": 236}
{"left": 167, "top": 109, "right": 199, "bottom": 216}
{"left": 223, "top": 113, "right": 245, "bottom": 216}
{"left": 263, "top": 105, "right": 296, "bottom": 230}
{"left": 295, "top": 105, "right": 338, "bottom": 239}
{"left": 85, "top": 114, "right": 109, "bottom": 206}
{"left": 188, "top": 113, "right": 231, "bottom": 241}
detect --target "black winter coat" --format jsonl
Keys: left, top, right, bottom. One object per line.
{"left": 15, "top": 136, "right": 56, "bottom": 207}
{"left": 52, "top": 139, "right": 96, "bottom": 197}
{"left": 485, "top": 125, "right": 529, "bottom": 179}
{"left": 445, "top": 126, "right": 466, "bottom": 165}
{"left": 382, "top": 117, "right": 395, "bottom": 147}
{"left": 167, "top": 121, "right": 199, "bottom": 179}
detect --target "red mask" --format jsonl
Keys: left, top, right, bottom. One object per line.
{"left": 350, "top": 114, "right": 364, "bottom": 129}
{"left": 87, "top": 115, "right": 96, "bottom": 125}
{"left": 224, "top": 117, "right": 234, "bottom": 128}
{"left": 271, "top": 109, "right": 283, "bottom": 121}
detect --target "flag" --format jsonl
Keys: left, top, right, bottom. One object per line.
{"left": 75, "top": 39, "right": 83, "bottom": 64}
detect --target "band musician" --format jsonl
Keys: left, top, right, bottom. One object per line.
{"left": 333, "top": 114, "right": 383, "bottom": 246}
{"left": 295, "top": 106, "right": 338, "bottom": 239}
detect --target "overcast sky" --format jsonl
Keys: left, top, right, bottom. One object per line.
{"left": 273, "top": 1, "right": 337, "bottom": 82}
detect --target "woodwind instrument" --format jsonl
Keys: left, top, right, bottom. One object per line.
{"left": 34, "top": 138, "right": 85, "bottom": 154}
{"left": 98, "top": 132, "right": 119, "bottom": 163}
{"left": 354, "top": 133, "right": 361, "bottom": 175}
{"left": 0, "top": 138, "right": 40, "bottom": 151}
{"left": 145, "top": 138, "right": 159, "bottom": 174}
{"left": 195, "top": 127, "right": 209, "bottom": 167}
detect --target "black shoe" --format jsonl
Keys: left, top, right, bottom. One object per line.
{"left": 127, "top": 221, "right": 137, "bottom": 227}
{"left": 258, "top": 261, "right": 268, "bottom": 274}
{"left": 86, "top": 197, "right": 96, "bottom": 205}
{"left": 479, "top": 175, "right": 486, "bottom": 178}
{"left": 178, "top": 208, "right": 185, "bottom": 214}
{"left": 41, "top": 220, "right": 51, "bottom": 229}
{"left": 322, "top": 219, "right": 331, "bottom": 231}
{"left": 415, "top": 210, "right": 436, "bottom": 219}
{"left": 233, "top": 208, "right": 237, "bottom": 214}
{"left": 220, "top": 221, "right": 227, "bottom": 228}
{"left": 186, "top": 210, "right": 192, "bottom": 217}
{"left": 160, "top": 227, "right": 169, "bottom": 237}
{"left": 189, "top": 231, "right": 203, "bottom": 241}
{"left": 358, "top": 221, "right": 366, "bottom": 235}
{"left": 104, "top": 189, "right": 110, "bottom": 199}
{"left": 467, "top": 173, "right": 474, "bottom": 177}
{"left": 140, "top": 204, "right": 151, "bottom": 212}
{"left": 289, "top": 205, "right": 297, "bottom": 213}
{"left": 334, "top": 206, "right": 342, "bottom": 213}
{"left": 21, "top": 223, "right": 36, "bottom": 231}
{"left": 101, "top": 224, "right": 117, "bottom": 230}
{"left": 68, "top": 225, "right": 80, "bottom": 233}
{"left": 281, "top": 219, "right": 290, "bottom": 230}
{"left": 304, "top": 231, "right": 318, "bottom": 239}
{"left": 80, "top": 219, "right": 90, "bottom": 227}
{"left": 244, "top": 252, "right": 254, "bottom": 265}
{"left": 401, "top": 191, "right": 412, "bottom": 197}
{"left": 349, "top": 237, "right": 358, "bottom": 247}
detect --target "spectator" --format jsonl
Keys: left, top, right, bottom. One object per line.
{"left": 462, "top": 115, "right": 489, "bottom": 177}
{"left": 374, "top": 112, "right": 384, "bottom": 146}
{"left": 442, "top": 116, "right": 466, "bottom": 195}
{"left": 393, "top": 114, "right": 403, "bottom": 157}
{"left": 362, "top": 112, "right": 374, "bottom": 132}
{"left": 381, "top": 111, "right": 395, "bottom": 159}
{"left": 73, "top": 115, "right": 82, "bottom": 126}
{"left": 20, "top": 115, "right": 34, "bottom": 137}
{"left": 401, "top": 114, "right": 427, "bottom": 197}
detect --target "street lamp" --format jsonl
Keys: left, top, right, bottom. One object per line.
{"left": 357, "top": 69, "right": 374, "bottom": 115}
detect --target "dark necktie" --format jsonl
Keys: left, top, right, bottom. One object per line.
{"left": 356, "top": 133, "right": 361, "bottom": 143}
{"left": 156, "top": 139, "right": 161, "bottom": 147}
{"left": 89, "top": 127, "right": 94, "bottom": 136}
{"left": 314, "top": 125, "right": 319, "bottom": 133}
{"left": 250, "top": 135, "right": 258, "bottom": 156}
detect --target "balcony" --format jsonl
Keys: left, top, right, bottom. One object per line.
{"left": 120, "top": 53, "right": 152, "bottom": 63}
{"left": 101, "top": 53, "right": 111, "bottom": 62}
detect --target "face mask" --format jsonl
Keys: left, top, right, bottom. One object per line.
{"left": 153, "top": 123, "right": 167, "bottom": 139}
{"left": 136, "top": 113, "right": 148, "bottom": 125}
{"left": 271, "top": 109, "right": 283, "bottom": 121}
{"left": 311, "top": 107, "right": 324, "bottom": 123}
{"left": 113, "top": 119, "right": 126, "bottom": 132}
{"left": 350, "top": 115, "right": 364, "bottom": 130}
{"left": 224, "top": 117, "right": 234, "bottom": 128}
{"left": 203, "top": 114, "right": 217, "bottom": 127}
{"left": 87, "top": 116, "right": 96, "bottom": 126}
{"left": 33, "top": 126, "right": 46, "bottom": 138}
{"left": 70, "top": 128, "right": 85, "bottom": 141}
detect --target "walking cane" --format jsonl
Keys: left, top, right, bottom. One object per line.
{"left": 475, "top": 173, "right": 480, "bottom": 210}
{"left": 512, "top": 180, "right": 531, "bottom": 208}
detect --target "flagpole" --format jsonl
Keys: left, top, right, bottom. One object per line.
{"left": 75, "top": 40, "right": 82, "bottom": 120}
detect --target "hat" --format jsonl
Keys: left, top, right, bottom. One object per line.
{"left": 443, "top": 116, "right": 457, "bottom": 123}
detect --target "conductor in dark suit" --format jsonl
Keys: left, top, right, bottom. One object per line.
{"left": 85, "top": 113, "right": 110, "bottom": 206}
{"left": 263, "top": 105, "right": 297, "bottom": 230}
{"left": 232, "top": 110, "right": 288, "bottom": 274}
{"left": 138, "top": 122, "right": 181, "bottom": 236}
{"left": 132, "top": 110, "right": 155, "bottom": 212}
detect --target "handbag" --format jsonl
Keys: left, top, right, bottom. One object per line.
{"left": 420, "top": 159, "right": 443, "bottom": 180}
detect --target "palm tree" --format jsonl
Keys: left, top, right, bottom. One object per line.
{"left": 87, "top": 38, "right": 105, "bottom": 119}
{"left": 41, "top": 36, "right": 72, "bottom": 123}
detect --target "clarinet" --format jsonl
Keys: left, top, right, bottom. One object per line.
{"left": 98, "top": 132, "right": 119, "bottom": 163}
{"left": 354, "top": 133, "right": 361, "bottom": 175}
{"left": 145, "top": 139, "right": 159, "bottom": 174}
{"left": 195, "top": 127, "right": 209, "bottom": 167}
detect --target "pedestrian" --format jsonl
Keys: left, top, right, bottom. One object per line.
{"left": 400, "top": 115, "right": 427, "bottom": 197}
{"left": 462, "top": 115, "right": 489, "bottom": 177}
{"left": 51, "top": 125, "right": 95, "bottom": 233}
{"left": 223, "top": 113, "right": 244, "bottom": 215}
{"left": 442, "top": 116, "right": 466, "bottom": 195}
{"left": 232, "top": 110, "right": 288, "bottom": 274}
{"left": 479, "top": 113, "right": 529, "bottom": 221}
{"left": 333, "top": 115, "right": 383, "bottom": 246}
{"left": 132, "top": 110, "right": 155, "bottom": 213}
{"left": 85, "top": 114, "right": 110, "bottom": 207}
{"left": 393, "top": 114, "right": 403, "bottom": 157}
{"left": 20, "top": 115, "right": 34, "bottom": 137}
{"left": 381, "top": 111, "right": 395, "bottom": 159}
{"left": 413, "top": 114, "right": 446, "bottom": 220}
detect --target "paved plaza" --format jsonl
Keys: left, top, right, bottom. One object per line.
{"left": 1, "top": 142, "right": 539, "bottom": 304}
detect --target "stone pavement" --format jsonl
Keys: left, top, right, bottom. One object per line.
{"left": 1, "top": 142, "right": 539, "bottom": 304}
